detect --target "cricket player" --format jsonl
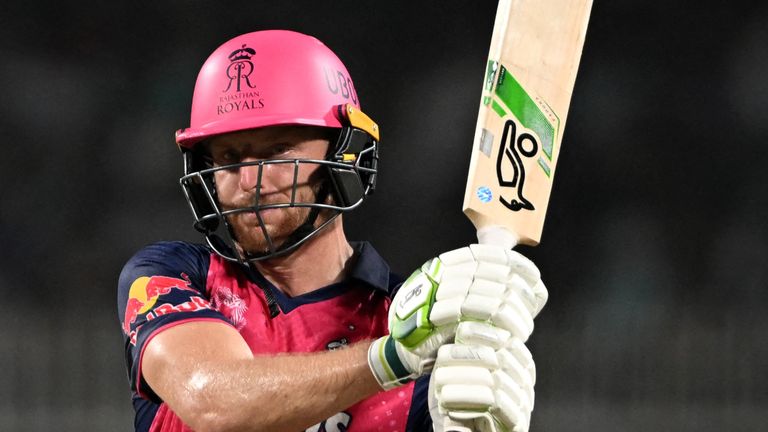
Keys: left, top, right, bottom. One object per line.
{"left": 118, "top": 30, "right": 548, "bottom": 432}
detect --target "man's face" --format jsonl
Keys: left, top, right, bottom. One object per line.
{"left": 207, "top": 125, "right": 332, "bottom": 255}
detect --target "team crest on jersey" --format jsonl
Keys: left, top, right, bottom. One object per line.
{"left": 211, "top": 286, "right": 248, "bottom": 330}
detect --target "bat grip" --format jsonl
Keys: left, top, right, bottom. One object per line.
{"left": 476, "top": 225, "right": 520, "bottom": 249}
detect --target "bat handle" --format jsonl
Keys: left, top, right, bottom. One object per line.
{"left": 476, "top": 224, "right": 520, "bottom": 249}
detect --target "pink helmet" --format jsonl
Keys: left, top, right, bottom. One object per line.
{"left": 176, "top": 30, "right": 361, "bottom": 148}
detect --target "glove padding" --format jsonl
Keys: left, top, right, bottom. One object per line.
{"left": 368, "top": 244, "right": 547, "bottom": 390}
{"left": 432, "top": 245, "right": 547, "bottom": 341}
{"left": 429, "top": 326, "right": 537, "bottom": 432}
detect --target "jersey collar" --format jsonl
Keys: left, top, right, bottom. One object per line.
{"left": 347, "top": 241, "right": 392, "bottom": 293}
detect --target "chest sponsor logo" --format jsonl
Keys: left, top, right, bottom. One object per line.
{"left": 305, "top": 411, "right": 351, "bottom": 432}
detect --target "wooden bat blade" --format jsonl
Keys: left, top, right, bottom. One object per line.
{"left": 463, "top": 0, "right": 593, "bottom": 247}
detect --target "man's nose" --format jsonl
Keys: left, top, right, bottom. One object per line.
{"left": 238, "top": 158, "right": 263, "bottom": 192}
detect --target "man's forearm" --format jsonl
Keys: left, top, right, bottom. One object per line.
{"left": 155, "top": 340, "right": 381, "bottom": 432}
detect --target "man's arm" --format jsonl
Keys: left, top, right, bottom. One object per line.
{"left": 142, "top": 321, "right": 381, "bottom": 432}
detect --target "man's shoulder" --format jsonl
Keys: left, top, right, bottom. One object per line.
{"left": 117, "top": 241, "right": 216, "bottom": 313}
{"left": 120, "top": 241, "right": 212, "bottom": 282}
{"left": 127, "top": 240, "right": 210, "bottom": 262}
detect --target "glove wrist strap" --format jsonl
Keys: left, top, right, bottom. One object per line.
{"left": 367, "top": 336, "right": 415, "bottom": 390}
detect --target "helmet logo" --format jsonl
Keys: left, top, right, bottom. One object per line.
{"left": 218, "top": 44, "right": 266, "bottom": 115}
{"left": 223, "top": 44, "right": 258, "bottom": 93}
{"left": 323, "top": 67, "right": 358, "bottom": 105}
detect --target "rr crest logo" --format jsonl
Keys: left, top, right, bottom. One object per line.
{"left": 223, "top": 44, "right": 258, "bottom": 92}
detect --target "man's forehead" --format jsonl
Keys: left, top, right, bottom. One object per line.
{"left": 208, "top": 125, "right": 333, "bottom": 148}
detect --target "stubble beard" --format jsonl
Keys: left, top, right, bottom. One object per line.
{"left": 228, "top": 204, "right": 310, "bottom": 255}
{"left": 222, "top": 180, "right": 327, "bottom": 256}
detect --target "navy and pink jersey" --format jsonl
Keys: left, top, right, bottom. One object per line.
{"left": 117, "top": 241, "right": 432, "bottom": 432}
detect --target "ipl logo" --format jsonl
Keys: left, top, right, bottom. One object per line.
{"left": 497, "top": 119, "right": 538, "bottom": 211}
{"left": 223, "top": 44, "right": 258, "bottom": 92}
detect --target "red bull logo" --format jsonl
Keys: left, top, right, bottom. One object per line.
{"left": 122, "top": 274, "right": 197, "bottom": 339}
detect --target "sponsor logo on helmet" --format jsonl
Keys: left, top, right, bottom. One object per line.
{"left": 323, "top": 67, "right": 358, "bottom": 105}
{"left": 122, "top": 274, "right": 211, "bottom": 344}
{"left": 219, "top": 44, "right": 266, "bottom": 115}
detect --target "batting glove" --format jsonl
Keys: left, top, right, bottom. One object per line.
{"left": 427, "top": 244, "right": 548, "bottom": 432}
{"left": 429, "top": 335, "right": 537, "bottom": 432}
{"left": 367, "top": 244, "right": 547, "bottom": 390}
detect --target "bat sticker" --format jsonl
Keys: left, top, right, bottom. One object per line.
{"left": 497, "top": 119, "right": 538, "bottom": 211}
{"left": 476, "top": 186, "right": 493, "bottom": 203}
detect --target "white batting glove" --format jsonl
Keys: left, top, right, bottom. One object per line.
{"left": 426, "top": 245, "right": 547, "bottom": 432}
{"left": 368, "top": 255, "right": 457, "bottom": 389}
{"left": 368, "top": 244, "right": 547, "bottom": 390}
{"left": 436, "top": 244, "right": 547, "bottom": 340}
{"left": 429, "top": 336, "right": 537, "bottom": 432}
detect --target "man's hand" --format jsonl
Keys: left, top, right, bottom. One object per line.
{"left": 428, "top": 332, "right": 536, "bottom": 432}
{"left": 425, "top": 246, "right": 547, "bottom": 432}
{"left": 368, "top": 244, "right": 547, "bottom": 390}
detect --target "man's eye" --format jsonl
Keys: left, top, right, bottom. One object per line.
{"left": 219, "top": 151, "right": 239, "bottom": 163}
{"left": 270, "top": 144, "right": 290, "bottom": 157}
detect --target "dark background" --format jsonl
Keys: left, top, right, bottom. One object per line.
{"left": 1, "top": 1, "right": 766, "bottom": 431}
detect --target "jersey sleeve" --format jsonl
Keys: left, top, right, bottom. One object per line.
{"left": 117, "top": 241, "right": 234, "bottom": 402}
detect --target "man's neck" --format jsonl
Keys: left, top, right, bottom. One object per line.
{"left": 253, "top": 218, "right": 355, "bottom": 297}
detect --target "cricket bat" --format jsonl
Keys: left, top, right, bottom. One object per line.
{"left": 463, "top": 0, "right": 593, "bottom": 250}
{"left": 445, "top": 1, "right": 593, "bottom": 431}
